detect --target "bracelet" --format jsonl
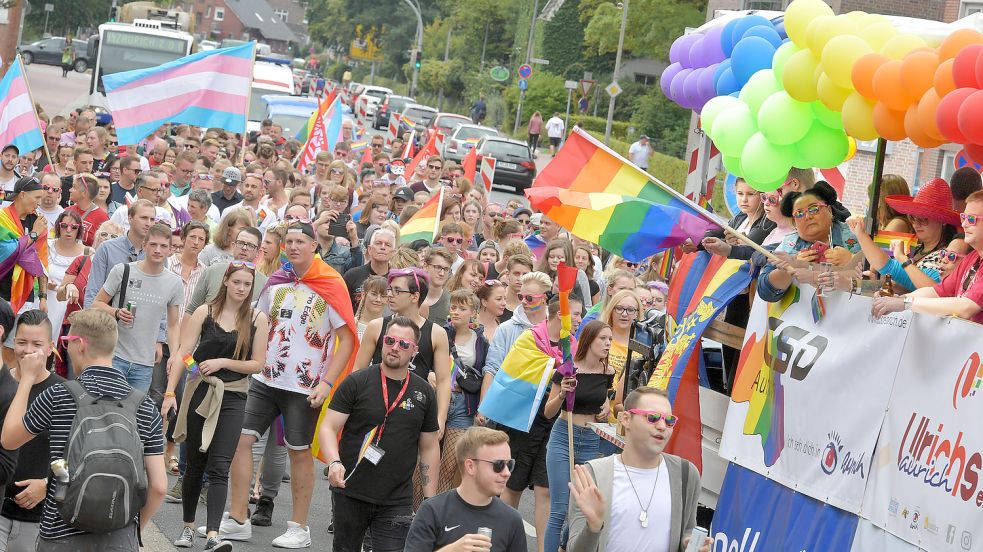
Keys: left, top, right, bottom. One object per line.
{"left": 163, "top": 391, "right": 176, "bottom": 398}
{"left": 327, "top": 460, "right": 343, "bottom": 469}
{"left": 114, "top": 308, "right": 120, "bottom": 320}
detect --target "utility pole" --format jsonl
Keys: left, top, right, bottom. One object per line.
{"left": 513, "top": 0, "right": 539, "bottom": 135}
{"left": 604, "top": 0, "right": 628, "bottom": 144}
{"left": 437, "top": 26, "right": 451, "bottom": 111}
{"left": 479, "top": 22, "right": 489, "bottom": 76}
{"left": 404, "top": 0, "right": 424, "bottom": 98}
{"left": 0, "top": 0, "right": 26, "bottom": 77}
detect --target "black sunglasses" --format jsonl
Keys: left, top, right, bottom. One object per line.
{"left": 470, "top": 458, "right": 516, "bottom": 473}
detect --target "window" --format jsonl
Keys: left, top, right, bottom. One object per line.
{"left": 634, "top": 73, "right": 658, "bottom": 85}
{"left": 214, "top": 7, "right": 224, "bottom": 21}
{"left": 743, "top": 0, "right": 783, "bottom": 9}
{"left": 205, "top": 6, "right": 211, "bottom": 17}
{"left": 961, "top": 1, "right": 983, "bottom": 16}
{"left": 274, "top": 9, "right": 288, "bottom": 21}
{"left": 941, "top": 151, "right": 957, "bottom": 183}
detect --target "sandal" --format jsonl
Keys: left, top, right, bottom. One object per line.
{"left": 167, "top": 456, "right": 180, "bottom": 476}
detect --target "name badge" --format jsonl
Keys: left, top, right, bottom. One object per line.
{"left": 364, "top": 443, "right": 385, "bottom": 465}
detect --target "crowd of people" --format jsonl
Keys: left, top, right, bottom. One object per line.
{"left": 10, "top": 97, "right": 983, "bottom": 552}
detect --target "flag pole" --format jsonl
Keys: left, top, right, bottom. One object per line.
{"left": 239, "top": 42, "right": 258, "bottom": 166}
{"left": 432, "top": 187, "right": 445, "bottom": 242}
{"left": 18, "top": 55, "right": 54, "bottom": 170}
{"left": 573, "top": 128, "right": 780, "bottom": 263}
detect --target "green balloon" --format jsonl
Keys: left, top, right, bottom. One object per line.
{"left": 747, "top": 176, "right": 785, "bottom": 192}
{"left": 739, "top": 69, "right": 782, "bottom": 115}
{"left": 709, "top": 103, "right": 756, "bottom": 157}
{"left": 723, "top": 154, "right": 743, "bottom": 176}
{"left": 741, "top": 132, "right": 793, "bottom": 186}
{"left": 812, "top": 101, "right": 843, "bottom": 129}
{"left": 771, "top": 42, "right": 800, "bottom": 84}
{"left": 701, "top": 96, "right": 742, "bottom": 137}
{"left": 796, "top": 121, "right": 850, "bottom": 168}
{"left": 758, "top": 91, "right": 812, "bottom": 145}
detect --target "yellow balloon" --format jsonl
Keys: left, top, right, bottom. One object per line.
{"left": 845, "top": 136, "right": 858, "bottom": 160}
{"left": 817, "top": 73, "right": 851, "bottom": 111}
{"left": 863, "top": 14, "right": 891, "bottom": 28}
{"left": 863, "top": 22, "right": 898, "bottom": 52}
{"left": 841, "top": 92, "right": 878, "bottom": 140}
{"left": 806, "top": 15, "right": 837, "bottom": 55}
{"left": 783, "top": 49, "right": 821, "bottom": 102}
{"left": 881, "top": 34, "right": 927, "bottom": 60}
{"left": 822, "top": 35, "right": 873, "bottom": 89}
{"left": 785, "top": 0, "right": 835, "bottom": 47}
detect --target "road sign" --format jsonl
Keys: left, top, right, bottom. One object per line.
{"left": 605, "top": 81, "right": 622, "bottom": 98}
{"left": 564, "top": 80, "right": 578, "bottom": 90}
{"left": 44, "top": 3, "right": 54, "bottom": 11}
{"left": 518, "top": 78, "right": 529, "bottom": 91}
{"left": 518, "top": 64, "right": 533, "bottom": 79}
{"left": 490, "top": 66, "right": 510, "bottom": 82}
{"left": 530, "top": 58, "right": 550, "bottom": 65}
{"left": 579, "top": 79, "right": 596, "bottom": 98}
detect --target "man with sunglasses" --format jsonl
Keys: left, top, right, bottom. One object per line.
{"left": 319, "top": 316, "right": 441, "bottom": 552}
{"left": 37, "top": 174, "right": 64, "bottom": 231}
{"left": 110, "top": 156, "right": 141, "bottom": 205}
{"left": 410, "top": 157, "right": 444, "bottom": 195}
{"left": 0, "top": 145, "right": 19, "bottom": 208}
{"left": 567, "top": 387, "right": 710, "bottom": 552}
{"left": 404, "top": 426, "right": 527, "bottom": 552}
{"left": 211, "top": 167, "right": 244, "bottom": 216}
{"left": 65, "top": 174, "right": 109, "bottom": 247}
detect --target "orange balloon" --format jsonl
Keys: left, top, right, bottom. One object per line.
{"left": 934, "top": 59, "right": 957, "bottom": 97}
{"left": 900, "top": 50, "right": 939, "bottom": 102}
{"left": 872, "top": 102, "right": 908, "bottom": 141}
{"left": 852, "top": 53, "right": 889, "bottom": 100}
{"left": 904, "top": 104, "right": 945, "bottom": 148}
{"left": 916, "top": 88, "right": 945, "bottom": 141}
{"left": 939, "top": 28, "right": 983, "bottom": 61}
{"left": 872, "top": 60, "right": 910, "bottom": 111}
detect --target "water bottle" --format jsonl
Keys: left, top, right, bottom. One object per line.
{"left": 685, "top": 527, "right": 709, "bottom": 552}
{"left": 51, "top": 459, "right": 69, "bottom": 502}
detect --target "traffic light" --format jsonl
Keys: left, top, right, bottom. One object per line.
{"left": 414, "top": 53, "right": 422, "bottom": 69}
{"left": 109, "top": 5, "right": 118, "bottom": 21}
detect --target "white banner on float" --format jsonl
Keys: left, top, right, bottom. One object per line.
{"left": 862, "top": 314, "right": 983, "bottom": 552}
{"left": 719, "top": 285, "right": 911, "bottom": 513}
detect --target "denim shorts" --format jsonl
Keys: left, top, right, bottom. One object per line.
{"left": 446, "top": 391, "right": 474, "bottom": 430}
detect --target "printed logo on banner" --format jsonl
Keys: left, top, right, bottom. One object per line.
{"left": 953, "top": 352, "right": 983, "bottom": 409}
{"left": 821, "top": 431, "right": 867, "bottom": 479}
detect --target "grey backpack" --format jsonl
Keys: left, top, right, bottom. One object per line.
{"left": 57, "top": 380, "right": 148, "bottom": 533}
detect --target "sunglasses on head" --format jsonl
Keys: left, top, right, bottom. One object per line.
{"left": 940, "top": 249, "right": 966, "bottom": 262}
{"left": 228, "top": 260, "right": 256, "bottom": 270}
{"left": 627, "top": 409, "right": 679, "bottom": 427}
{"left": 59, "top": 335, "right": 88, "bottom": 347}
{"left": 483, "top": 279, "right": 504, "bottom": 286}
{"left": 470, "top": 458, "right": 516, "bottom": 473}
{"left": 389, "top": 267, "right": 428, "bottom": 290}
{"left": 382, "top": 335, "right": 416, "bottom": 350}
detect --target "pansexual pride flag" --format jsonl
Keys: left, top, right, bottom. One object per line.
{"left": 399, "top": 188, "right": 443, "bottom": 244}
{"left": 479, "top": 322, "right": 559, "bottom": 432}
{"left": 526, "top": 128, "right": 720, "bottom": 262}
{"left": 0, "top": 58, "right": 44, "bottom": 155}
{"left": 104, "top": 42, "right": 255, "bottom": 145}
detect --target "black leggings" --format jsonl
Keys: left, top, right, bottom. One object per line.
{"left": 182, "top": 383, "right": 247, "bottom": 532}
{"left": 528, "top": 133, "right": 540, "bottom": 152}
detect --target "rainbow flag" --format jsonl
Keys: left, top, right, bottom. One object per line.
{"left": 873, "top": 230, "right": 918, "bottom": 257}
{"left": 183, "top": 353, "right": 200, "bottom": 376}
{"left": 399, "top": 188, "right": 443, "bottom": 244}
{"left": 647, "top": 251, "right": 752, "bottom": 472}
{"left": 104, "top": 43, "right": 255, "bottom": 145}
{"left": 350, "top": 139, "right": 369, "bottom": 152}
{"left": 462, "top": 145, "right": 478, "bottom": 183}
{"left": 479, "top": 323, "right": 559, "bottom": 431}
{"left": 0, "top": 203, "right": 48, "bottom": 312}
{"left": 524, "top": 233, "right": 547, "bottom": 261}
{"left": 0, "top": 57, "right": 44, "bottom": 155}
{"left": 556, "top": 263, "right": 577, "bottom": 410}
{"left": 296, "top": 88, "right": 337, "bottom": 143}
{"left": 526, "top": 129, "right": 719, "bottom": 263}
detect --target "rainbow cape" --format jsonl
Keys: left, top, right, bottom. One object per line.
{"left": 873, "top": 230, "right": 918, "bottom": 257}
{"left": 259, "top": 256, "right": 359, "bottom": 463}
{"left": 399, "top": 188, "right": 443, "bottom": 244}
{"left": 526, "top": 128, "right": 719, "bottom": 262}
{"left": 0, "top": 204, "right": 48, "bottom": 312}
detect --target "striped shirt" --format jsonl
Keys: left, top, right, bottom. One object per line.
{"left": 168, "top": 254, "right": 205, "bottom": 322}
{"left": 23, "top": 366, "right": 164, "bottom": 540}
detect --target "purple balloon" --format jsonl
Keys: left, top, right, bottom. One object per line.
{"left": 682, "top": 69, "right": 703, "bottom": 107}
{"left": 677, "top": 34, "right": 701, "bottom": 69}
{"left": 661, "top": 62, "right": 684, "bottom": 98}
{"left": 695, "top": 64, "right": 718, "bottom": 108}
{"left": 688, "top": 36, "right": 708, "bottom": 68}
{"left": 670, "top": 68, "right": 694, "bottom": 107}
{"left": 669, "top": 35, "right": 688, "bottom": 65}
{"left": 702, "top": 26, "right": 726, "bottom": 65}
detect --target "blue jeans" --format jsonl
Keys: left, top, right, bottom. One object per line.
{"left": 544, "top": 418, "right": 615, "bottom": 552}
{"left": 111, "top": 356, "right": 154, "bottom": 392}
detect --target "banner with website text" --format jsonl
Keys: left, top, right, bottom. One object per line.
{"left": 719, "top": 286, "right": 912, "bottom": 513}
{"left": 861, "top": 314, "right": 983, "bottom": 552}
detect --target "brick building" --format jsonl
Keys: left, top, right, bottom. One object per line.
{"left": 192, "top": 0, "right": 297, "bottom": 54}
{"left": 697, "top": 0, "right": 969, "bottom": 215}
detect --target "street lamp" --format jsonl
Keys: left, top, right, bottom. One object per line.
{"left": 604, "top": 0, "right": 628, "bottom": 144}
{"left": 403, "top": 0, "right": 424, "bottom": 97}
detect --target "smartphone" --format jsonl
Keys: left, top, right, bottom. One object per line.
{"left": 329, "top": 213, "right": 352, "bottom": 238}
{"left": 810, "top": 241, "right": 830, "bottom": 262}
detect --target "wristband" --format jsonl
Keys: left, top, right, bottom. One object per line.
{"left": 901, "top": 259, "right": 914, "bottom": 269}
{"left": 114, "top": 308, "right": 120, "bottom": 320}
{"left": 327, "top": 460, "right": 343, "bottom": 469}
{"left": 164, "top": 391, "right": 176, "bottom": 398}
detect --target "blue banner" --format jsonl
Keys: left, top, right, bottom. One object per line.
{"left": 712, "top": 463, "right": 859, "bottom": 551}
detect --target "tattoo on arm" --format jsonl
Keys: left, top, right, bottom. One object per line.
{"left": 418, "top": 461, "right": 431, "bottom": 488}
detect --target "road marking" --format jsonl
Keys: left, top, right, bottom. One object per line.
{"left": 523, "top": 520, "right": 536, "bottom": 538}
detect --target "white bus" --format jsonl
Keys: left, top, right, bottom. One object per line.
{"left": 87, "top": 20, "right": 194, "bottom": 107}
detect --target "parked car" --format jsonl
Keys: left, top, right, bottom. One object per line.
{"left": 374, "top": 94, "right": 415, "bottom": 130}
{"left": 19, "top": 37, "right": 90, "bottom": 72}
{"left": 443, "top": 123, "right": 500, "bottom": 163}
{"left": 475, "top": 137, "right": 536, "bottom": 191}
{"left": 430, "top": 113, "right": 471, "bottom": 138}
{"left": 354, "top": 85, "right": 393, "bottom": 122}
{"left": 397, "top": 103, "right": 439, "bottom": 135}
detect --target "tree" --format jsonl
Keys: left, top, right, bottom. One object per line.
{"left": 24, "top": 0, "right": 113, "bottom": 38}
{"left": 541, "top": 0, "right": 584, "bottom": 80}
{"left": 630, "top": 90, "right": 691, "bottom": 158}
{"left": 581, "top": 0, "right": 703, "bottom": 61}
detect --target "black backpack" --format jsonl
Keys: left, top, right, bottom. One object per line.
{"left": 56, "top": 381, "right": 148, "bottom": 533}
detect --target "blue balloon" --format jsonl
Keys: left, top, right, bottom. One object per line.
{"left": 720, "top": 19, "right": 741, "bottom": 57}
{"left": 713, "top": 58, "right": 732, "bottom": 86}
{"left": 774, "top": 18, "right": 788, "bottom": 40}
{"left": 715, "top": 67, "right": 740, "bottom": 96}
{"left": 729, "top": 15, "right": 773, "bottom": 48}
{"left": 730, "top": 36, "right": 776, "bottom": 86}
{"left": 742, "top": 25, "right": 782, "bottom": 48}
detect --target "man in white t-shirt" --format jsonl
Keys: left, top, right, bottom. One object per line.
{"left": 568, "top": 387, "right": 712, "bottom": 552}
{"left": 109, "top": 172, "right": 173, "bottom": 231}
{"left": 37, "top": 174, "right": 64, "bottom": 230}
{"left": 545, "top": 113, "right": 565, "bottom": 156}
{"left": 628, "top": 135, "right": 653, "bottom": 171}
{"left": 0, "top": 145, "right": 19, "bottom": 208}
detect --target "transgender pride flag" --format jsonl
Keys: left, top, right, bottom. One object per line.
{"left": 104, "top": 42, "right": 255, "bottom": 145}
{"left": 0, "top": 58, "right": 44, "bottom": 155}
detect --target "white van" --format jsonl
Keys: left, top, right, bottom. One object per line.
{"left": 247, "top": 57, "right": 295, "bottom": 134}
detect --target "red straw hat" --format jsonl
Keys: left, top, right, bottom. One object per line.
{"left": 884, "top": 178, "right": 961, "bottom": 227}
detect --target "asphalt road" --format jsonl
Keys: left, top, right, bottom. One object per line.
{"left": 22, "top": 62, "right": 92, "bottom": 118}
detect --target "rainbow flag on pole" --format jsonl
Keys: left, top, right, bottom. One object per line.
{"left": 104, "top": 42, "right": 255, "bottom": 145}
{"left": 555, "top": 263, "right": 577, "bottom": 410}
{"left": 399, "top": 188, "right": 443, "bottom": 244}
{"left": 296, "top": 88, "right": 337, "bottom": 143}
{"left": 0, "top": 57, "right": 44, "bottom": 155}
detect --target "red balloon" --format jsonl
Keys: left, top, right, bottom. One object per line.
{"left": 953, "top": 44, "right": 983, "bottom": 88}
{"left": 965, "top": 143, "right": 983, "bottom": 166}
{"left": 958, "top": 90, "right": 983, "bottom": 145}
{"left": 936, "top": 87, "right": 977, "bottom": 143}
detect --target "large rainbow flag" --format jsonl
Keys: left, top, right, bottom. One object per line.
{"left": 526, "top": 128, "right": 720, "bottom": 262}
{"left": 0, "top": 204, "right": 48, "bottom": 312}
{"left": 399, "top": 188, "right": 443, "bottom": 244}
{"left": 296, "top": 88, "right": 337, "bottom": 143}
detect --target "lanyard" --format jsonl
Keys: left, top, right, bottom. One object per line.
{"left": 376, "top": 372, "right": 410, "bottom": 444}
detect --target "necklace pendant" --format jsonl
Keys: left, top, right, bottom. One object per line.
{"left": 639, "top": 510, "right": 648, "bottom": 528}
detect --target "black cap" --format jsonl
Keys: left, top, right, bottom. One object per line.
{"left": 2, "top": 144, "right": 19, "bottom": 155}
{"left": 393, "top": 186, "right": 414, "bottom": 202}
{"left": 286, "top": 220, "right": 316, "bottom": 241}
{"left": 13, "top": 176, "right": 41, "bottom": 195}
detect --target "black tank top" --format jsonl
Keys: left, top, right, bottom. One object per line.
{"left": 192, "top": 306, "right": 256, "bottom": 382}
{"left": 371, "top": 315, "right": 435, "bottom": 379}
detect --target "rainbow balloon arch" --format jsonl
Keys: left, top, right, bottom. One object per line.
{"left": 663, "top": 0, "right": 983, "bottom": 193}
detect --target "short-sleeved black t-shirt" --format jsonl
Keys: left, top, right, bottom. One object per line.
{"left": 329, "top": 364, "right": 439, "bottom": 505}
{"left": 404, "top": 491, "right": 527, "bottom": 552}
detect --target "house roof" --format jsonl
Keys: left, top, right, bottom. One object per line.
{"left": 224, "top": 0, "right": 297, "bottom": 43}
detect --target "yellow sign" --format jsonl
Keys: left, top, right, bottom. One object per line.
{"left": 350, "top": 25, "right": 384, "bottom": 62}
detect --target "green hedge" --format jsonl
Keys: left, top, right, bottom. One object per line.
{"left": 583, "top": 131, "right": 688, "bottom": 192}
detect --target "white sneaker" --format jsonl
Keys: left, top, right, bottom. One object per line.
{"left": 197, "top": 512, "right": 251, "bottom": 541}
{"left": 271, "top": 521, "right": 312, "bottom": 548}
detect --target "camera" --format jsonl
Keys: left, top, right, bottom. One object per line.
{"left": 621, "top": 308, "right": 669, "bottom": 397}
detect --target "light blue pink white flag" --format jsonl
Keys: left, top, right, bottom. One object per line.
{"left": 0, "top": 58, "right": 44, "bottom": 155}
{"left": 103, "top": 42, "right": 255, "bottom": 145}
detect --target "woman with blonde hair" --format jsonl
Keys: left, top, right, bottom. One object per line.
{"left": 390, "top": 245, "right": 421, "bottom": 269}
{"left": 199, "top": 207, "right": 255, "bottom": 266}
{"left": 257, "top": 224, "right": 287, "bottom": 276}
{"left": 599, "top": 289, "right": 643, "bottom": 381}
